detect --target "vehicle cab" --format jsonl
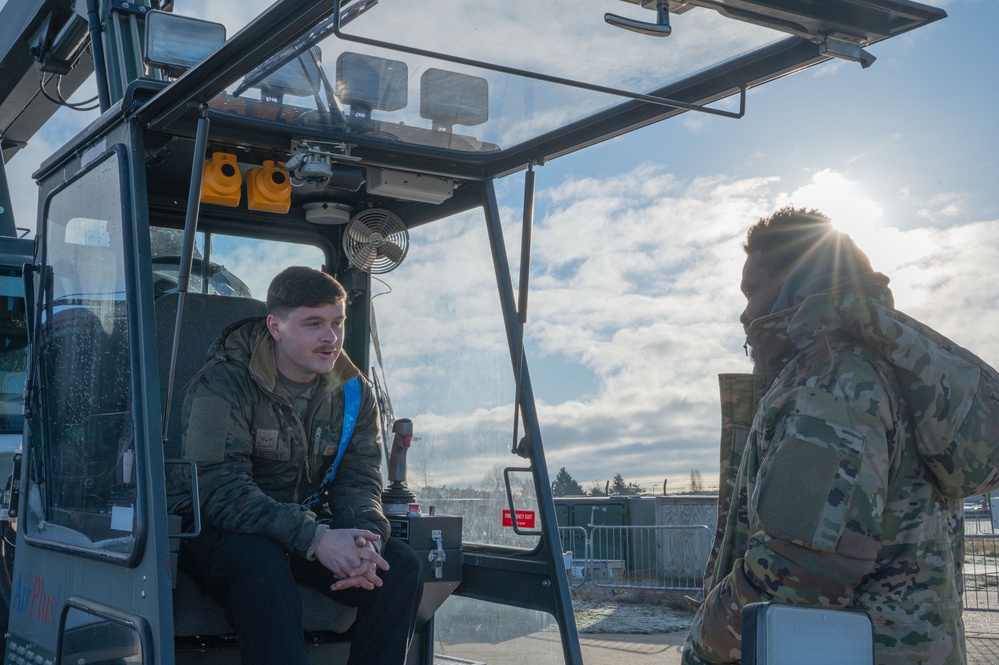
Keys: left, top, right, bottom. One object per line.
{"left": 0, "top": 0, "right": 945, "bottom": 663}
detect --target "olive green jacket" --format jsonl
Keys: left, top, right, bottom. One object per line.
{"left": 178, "top": 318, "right": 387, "bottom": 559}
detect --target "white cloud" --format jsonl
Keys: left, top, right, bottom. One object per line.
{"left": 373, "top": 165, "right": 772, "bottom": 490}
{"left": 4, "top": 0, "right": 992, "bottom": 500}
{"left": 373, "top": 165, "right": 999, "bottom": 495}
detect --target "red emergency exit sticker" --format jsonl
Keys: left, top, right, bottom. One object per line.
{"left": 502, "top": 509, "right": 536, "bottom": 529}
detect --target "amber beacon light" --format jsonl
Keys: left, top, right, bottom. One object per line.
{"left": 201, "top": 152, "right": 242, "bottom": 207}
{"left": 246, "top": 160, "right": 292, "bottom": 213}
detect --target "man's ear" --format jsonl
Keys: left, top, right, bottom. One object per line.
{"left": 265, "top": 313, "right": 282, "bottom": 340}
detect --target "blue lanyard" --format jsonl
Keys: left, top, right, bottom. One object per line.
{"left": 303, "top": 377, "right": 361, "bottom": 510}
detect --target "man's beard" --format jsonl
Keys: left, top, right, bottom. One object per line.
{"left": 744, "top": 336, "right": 759, "bottom": 367}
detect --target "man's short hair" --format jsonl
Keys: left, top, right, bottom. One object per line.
{"left": 266, "top": 267, "right": 347, "bottom": 318}
{"left": 744, "top": 205, "right": 872, "bottom": 278}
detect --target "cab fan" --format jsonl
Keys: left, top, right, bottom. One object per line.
{"left": 342, "top": 209, "right": 409, "bottom": 274}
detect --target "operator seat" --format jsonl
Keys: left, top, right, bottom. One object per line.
{"left": 154, "top": 292, "right": 357, "bottom": 637}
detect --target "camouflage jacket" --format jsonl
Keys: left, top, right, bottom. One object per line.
{"left": 179, "top": 318, "right": 388, "bottom": 560}
{"left": 684, "top": 279, "right": 968, "bottom": 665}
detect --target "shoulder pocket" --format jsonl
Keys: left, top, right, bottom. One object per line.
{"left": 184, "top": 395, "right": 230, "bottom": 464}
{"left": 753, "top": 413, "right": 867, "bottom": 552}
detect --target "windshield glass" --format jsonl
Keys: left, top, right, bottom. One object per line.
{"left": 368, "top": 209, "right": 542, "bottom": 548}
{"left": 191, "top": 0, "right": 782, "bottom": 155}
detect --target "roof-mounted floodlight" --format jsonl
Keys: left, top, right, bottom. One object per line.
{"left": 336, "top": 52, "right": 408, "bottom": 118}
{"left": 420, "top": 69, "right": 488, "bottom": 132}
{"left": 144, "top": 11, "right": 226, "bottom": 76}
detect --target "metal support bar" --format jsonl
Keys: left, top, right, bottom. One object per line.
{"left": 512, "top": 164, "right": 535, "bottom": 456}
{"left": 110, "top": 10, "right": 128, "bottom": 103}
{"left": 0, "top": 153, "right": 15, "bottom": 237}
{"left": 422, "top": 617, "right": 435, "bottom": 663}
{"left": 518, "top": 165, "right": 535, "bottom": 326}
{"left": 483, "top": 180, "right": 538, "bottom": 454}
{"left": 85, "top": 0, "right": 112, "bottom": 112}
{"left": 127, "top": 12, "right": 144, "bottom": 80}
{"left": 481, "top": 180, "right": 584, "bottom": 665}
{"left": 162, "top": 108, "right": 210, "bottom": 443}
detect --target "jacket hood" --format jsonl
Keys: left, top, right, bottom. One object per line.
{"left": 210, "top": 317, "right": 362, "bottom": 397}
{"left": 746, "top": 272, "right": 893, "bottom": 385}
{"left": 785, "top": 291, "right": 999, "bottom": 499}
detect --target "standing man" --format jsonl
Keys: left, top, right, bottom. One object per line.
{"left": 682, "top": 206, "right": 997, "bottom": 664}
{"left": 179, "top": 266, "right": 423, "bottom": 665}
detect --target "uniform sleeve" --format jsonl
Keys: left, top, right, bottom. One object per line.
{"left": 687, "top": 383, "right": 891, "bottom": 663}
{"left": 325, "top": 381, "right": 390, "bottom": 542}
{"left": 182, "top": 367, "right": 324, "bottom": 558}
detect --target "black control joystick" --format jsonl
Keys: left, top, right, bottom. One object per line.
{"left": 382, "top": 418, "right": 417, "bottom": 516}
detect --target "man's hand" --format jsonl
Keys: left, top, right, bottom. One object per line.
{"left": 314, "top": 528, "right": 389, "bottom": 591}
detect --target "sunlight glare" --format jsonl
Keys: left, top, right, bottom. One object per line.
{"left": 775, "top": 169, "right": 924, "bottom": 274}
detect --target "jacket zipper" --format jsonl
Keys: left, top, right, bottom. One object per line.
{"left": 305, "top": 391, "right": 333, "bottom": 484}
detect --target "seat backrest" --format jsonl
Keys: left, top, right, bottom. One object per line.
{"left": 155, "top": 293, "right": 267, "bottom": 458}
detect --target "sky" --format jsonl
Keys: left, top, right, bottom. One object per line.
{"left": 2, "top": 0, "right": 997, "bottom": 495}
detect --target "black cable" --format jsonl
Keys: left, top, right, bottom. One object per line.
{"left": 38, "top": 73, "right": 99, "bottom": 111}
{"left": 56, "top": 76, "right": 99, "bottom": 111}
{"left": 370, "top": 275, "right": 393, "bottom": 299}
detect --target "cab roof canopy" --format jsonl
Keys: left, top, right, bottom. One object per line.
{"left": 3, "top": 0, "right": 945, "bottom": 223}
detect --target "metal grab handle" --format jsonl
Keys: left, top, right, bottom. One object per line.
{"left": 165, "top": 459, "right": 202, "bottom": 539}
{"left": 504, "top": 467, "right": 543, "bottom": 537}
{"left": 605, "top": 0, "right": 672, "bottom": 37}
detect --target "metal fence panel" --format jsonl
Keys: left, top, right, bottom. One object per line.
{"left": 964, "top": 509, "right": 999, "bottom": 612}
{"left": 558, "top": 526, "right": 590, "bottom": 588}
{"left": 568, "top": 524, "right": 712, "bottom": 592}
{"left": 560, "top": 500, "right": 999, "bottom": 608}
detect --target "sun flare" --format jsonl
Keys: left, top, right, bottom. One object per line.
{"left": 775, "top": 169, "right": 930, "bottom": 274}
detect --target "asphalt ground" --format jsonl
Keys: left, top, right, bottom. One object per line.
{"left": 439, "top": 609, "right": 999, "bottom": 665}
{"left": 964, "top": 610, "right": 999, "bottom": 665}
{"left": 438, "top": 630, "right": 685, "bottom": 665}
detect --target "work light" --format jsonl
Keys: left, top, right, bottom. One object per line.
{"left": 143, "top": 11, "right": 226, "bottom": 76}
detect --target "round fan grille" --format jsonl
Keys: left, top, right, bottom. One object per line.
{"left": 342, "top": 209, "right": 409, "bottom": 274}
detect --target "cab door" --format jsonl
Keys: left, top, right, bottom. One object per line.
{"left": 8, "top": 140, "right": 173, "bottom": 664}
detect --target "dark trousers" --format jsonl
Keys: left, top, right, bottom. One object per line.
{"left": 181, "top": 524, "right": 424, "bottom": 665}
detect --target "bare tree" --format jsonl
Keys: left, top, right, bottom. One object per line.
{"left": 690, "top": 469, "right": 704, "bottom": 493}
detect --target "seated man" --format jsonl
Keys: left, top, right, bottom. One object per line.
{"left": 177, "top": 266, "right": 423, "bottom": 665}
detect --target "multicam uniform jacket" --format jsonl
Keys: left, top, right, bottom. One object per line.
{"left": 683, "top": 277, "right": 976, "bottom": 665}
{"left": 178, "top": 318, "right": 388, "bottom": 560}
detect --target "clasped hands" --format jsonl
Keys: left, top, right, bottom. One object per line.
{"left": 315, "top": 528, "right": 390, "bottom": 592}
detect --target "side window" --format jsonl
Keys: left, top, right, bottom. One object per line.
{"left": 27, "top": 151, "right": 137, "bottom": 559}
{"left": 0, "top": 271, "right": 28, "bottom": 436}
{"left": 149, "top": 227, "right": 324, "bottom": 300}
